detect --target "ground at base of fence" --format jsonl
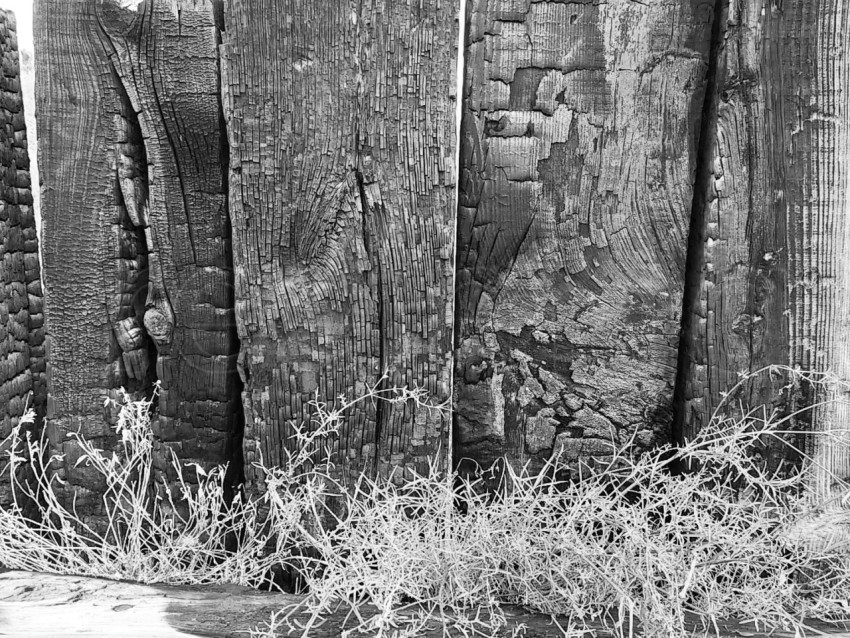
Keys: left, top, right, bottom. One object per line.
{"left": 0, "top": 569, "right": 848, "bottom": 638}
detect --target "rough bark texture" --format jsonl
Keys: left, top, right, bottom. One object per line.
{"left": 221, "top": 0, "right": 458, "bottom": 488}
{"left": 35, "top": 0, "right": 238, "bottom": 516}
{"left": 0, "top": 10, "right": 45, "bottom": 508}
{"left": 454, "top": 0, "right": 715, "bottom": 479}
{"left": 677, "top": 0, "right": 850, "bottom": 492}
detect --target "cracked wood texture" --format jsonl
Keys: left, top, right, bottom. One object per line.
{"left": 454, "top": 0, "right": 715, "bottom": 478}
{"left": 221, "top": 0, "right": 458, "bottom": 487}
{"left": 0, "top": 10, "right": 45, "bottom": 508}
{"left": 35, "top": 0, "right": 239, "bottom": 515}
{"left": 678, "top": 0, "right": 850, "bottom": 495}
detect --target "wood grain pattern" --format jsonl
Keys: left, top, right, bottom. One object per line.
{"left": 678, "top": 0, "right": 850, "bottom": 493}
{"left": 454, "top": 0, "right": 715, "bottom": 478}
{"left": 36, "top": 0, "right": 121, "bottom": 513}
{"left": 35, "top": 0, "right": 239, "bottom": 514}
{"left": 0, "top": 10, "right": 45, "bottom": 508}
{"left": 221, "top": 0, "right": 458, "bottom": 487}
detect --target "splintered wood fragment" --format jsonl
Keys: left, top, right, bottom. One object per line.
{"left": 221, "top": 0, "right": 458, "bottom": 488}
{"left": 454, "top": 0, "right": 715, "bottom": 479}
{"left": 121, "top": 348, "right": 149, "bottom": 381}
{"left": 114, "top": 317, "right": 144, "bottom": 352}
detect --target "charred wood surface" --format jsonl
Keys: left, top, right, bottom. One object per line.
{"left": 0, "top": 10, "right": 44, "bottom": 508}
{"left": 220, "top": 0, "right": 458, "bottom": 487}
{"left": 676, "top": 0, "right": 850, "bottom": 489}
{"left": 34, "top": 0, "right": 239, "bottom": 513}
{"left": 454, "top": 0, "right": 716, "bottom": 479}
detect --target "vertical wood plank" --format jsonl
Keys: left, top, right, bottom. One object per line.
{"left": 36, "top": 0, "right": 123, "bottom": 511}
{"left": 35, "top": 0, "right": 238, "bottom": 512}
{"left": 96, "top": 0, "right": 242, "bottom": 483}
{"left": 680, "top": 0, "right": 850, "bottom": 492}
{"left": 454, "top": 0, "right": 715, "bottom": 479}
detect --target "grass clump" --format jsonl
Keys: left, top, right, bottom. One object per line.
{"left": 0, "top": 380, "right": 433, "bottom": 589}
{"left": 254, "top": 367, "right": 850, "bottom": 637}
{"left": 2, "top": 367, "right": 850, "bottom": 638}
{"left": 0, "top": 383, "right": 311, "bottom": 586}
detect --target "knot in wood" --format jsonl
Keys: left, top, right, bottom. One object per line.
{"left": 143, "top": 306, "right": 173, "bottom": 347}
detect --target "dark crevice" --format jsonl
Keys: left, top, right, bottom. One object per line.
{"left": 211, "top": 0, "right": 225, "bottom": 33}
{"left": 670, "top": 0, "right": 730, "bottom": 463}
{"left": 351, "top": 8, "right": 387, "bottom": 474}
{"left": 354, "top": 168, "right": 386, "bottom": 476}
{"left": 452, "top": 0, "right": 472, "bottom": 473}
{"left": 111, "top": 65, "right": 159, "bottom": 398}
{"left": 211, "top": 2, "right": 244, "bottom": 504}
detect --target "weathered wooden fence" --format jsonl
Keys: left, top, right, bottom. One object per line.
{"left": 0, "top": 0, "right": 845, "bottom": 507}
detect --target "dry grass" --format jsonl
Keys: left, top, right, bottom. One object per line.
{"left": 0, "top": 380, "right": 436, "bottom": 589}
{"left": 2, "top": 367, "right": 850, "bottom": 638}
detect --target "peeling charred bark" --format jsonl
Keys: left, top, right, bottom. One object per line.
{"left": 220, "top": 0, "right": 458, "bottom": 488}
{"left": 0, "top": 10, "right": 45, "bottom": 508}
{"left": 35, "top": 0, "right": 239, "bottom": 513}
{"left": 454, "top": 0, "right": 716, "bottom": 480}
{"left": 677, "top": 0, "right": 850, "bottom": 494}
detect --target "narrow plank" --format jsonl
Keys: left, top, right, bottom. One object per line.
{"left": 678, "top": 0, "right": 850, "bottom": 493}
{"left": 0, "top": 9, "right": 45, "bottom": 508}
{"left": 94, "top": 0, "right": 242, "bottom": 484}
{"left": 35, "top": 0, "right": 125, "bottom": 512}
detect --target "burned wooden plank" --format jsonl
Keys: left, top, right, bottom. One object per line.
{"left": 34, "top": 0, "right": 239, "bottom": 513}
{"left": 221, "top": 0, "right": 458, "bottom": 487}
{"left": 454, "top": 0, "right": 716, "bottom": 479}
{"left": 676, "top": 0, "right": 850, "bottom": 493}
{"left": 0, "top": 9, "right": 45, "bottom": 508}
